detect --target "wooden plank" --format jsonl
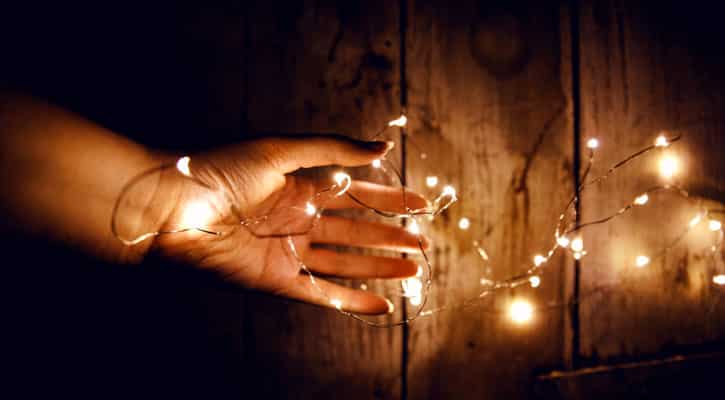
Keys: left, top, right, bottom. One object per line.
{"left": 405, "top": 1, "right": 574, "bottom": 398}
{"left": 578, "top": 0, "right": 725, "bottom": 364}
{"left": 242, "top": 1, "right": 404, "bottom": 398}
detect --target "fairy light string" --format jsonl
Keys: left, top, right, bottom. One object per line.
{"left": 111, "top": 116, "right": 725, "bottom": 327}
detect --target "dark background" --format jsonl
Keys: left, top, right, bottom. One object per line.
{"left": 2, "top": 1, "right": 725, "bottom": 399}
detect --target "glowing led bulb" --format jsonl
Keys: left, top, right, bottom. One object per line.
{"left": 509, "top": 299, "right": 534, "bottom": 324}
{"left": 426, "top": 176, "right": 439, "bottom": 188}
{"left": 407, "top": 220, "right": 421, "bottom": 235}
{"left": 529, "top": 276, "right": 541, "bottom": 288}
{"left": 713, "top": 275, "right": 725, "bottom": 285}
{"left": 305, "top": 202, "right": 317, "bottom": 216}
{"left": 635, "top": 255, "right": 650, "bottom": 268}
{"left": 533, "top": 255, "right": 547, "bottom": 267}
{"left": 571, "top": 237, "right": 584, "bottom": 252}
{"left": 458, "top": 217, "right": 471, "bottom": 230}
{"left": 180, "top": 200, "right": 214, "bottom": 229}
{"left": 557, "top": 236, "right": 570, "bottom": 248}
{"left": 402, "top": 277, "right": 423, "bottom": 306}
{"left": 330, "top": 298, "right": 343, "bottom": 310}
{"left": 634, "top": 193, "right": 649, "bottom": 205}
{"left": 586, "top": 138, "right": 599, "bottom": 149}
{"left": 371, "top": 159, "right": 382, "bottom": 168}
{"left": 388, "top": 115, "right": 407, "bottom": 127}
{"left": 176, "top": 156, "right": 191, "bottom": 177}
{"left": 709, "top": 220, "right": 722, "bottom": 231}
{"left": 654, "top": 135, "right": 669, "bottom": 147}
{"left": 442, "top": 185, "right": 456, "bottom": 197}
{"left": 689, "top": 214, "right": 703, "bottom": 228}
{"left": 332, "top": 172, "right": 351, "bottom": 196}
{"left": 659, "top": 154, "right": 679, "bottom": 179}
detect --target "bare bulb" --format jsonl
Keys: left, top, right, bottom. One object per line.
{"left": 571, "top": 237, "right": 584, "bottom": 252}
{"left": 176, "top": 156, "right": 191, "bottom": 177}
{"left": 407, "top": 220, "right": 421, "bottom": 235}
{"left": 426, "top": 176, "right": 439, "bottom": 188}
{"left": 180, "top": 200, "right": 214, "bottom": 230}
{"left": 458, "top": 217, "right": 471, "bottom": 230}
{"left": 634, "top": 193, "right": 649, "bottom": 205}
{"left": 654, "top": 135, "right": 669, "bottom": 147}
{"left": 442, "top": 185, "right": 456, "bottom": 197}
{"left": 371, "top": 159, "right": 382, "bottom": 168}
{"left": 709, "top": 219, "right": 722, "bottom": 231}
{"left": 330, "top": 298, "right": 343, "bottom": 310}
{"left": 529, "top": 276, "right": 541, "bottom": 288}
{"left": 533, "top": 255, "right": 547, "bottom": 267}
{"left": 304, "top": 202, "right": 317, "bottom": 216}
{"left": 388, "top": 115, "right": 407, "bottom": 127}
{"left": 509, "top": 299, "right": 534, "bottom": 324}
{"left": 557, "top": 236, "right": 570, "bottom": 248}
{"left": 713, "top": 275, "right": 725, "bottom": 285}
{"left": 586, "top": 138, "right": 599, "bottom": 149}
{"left": 635, "top": 255, "right": 650, "bottom": 268}
{"left": 689, "top": 214, "right": 703, "bottom": 228}
{"left": 659, "top": 154, "right": 679, "bottom": 179}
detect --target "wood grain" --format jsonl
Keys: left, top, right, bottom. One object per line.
{"left": 577, "top": 0, "right": 725, "bottom": 364}
{"left": 404, "top": 1, "right": 574, "bottom": 398}
{"left": 242, "top": 1, "right": 404, "bottom": 398}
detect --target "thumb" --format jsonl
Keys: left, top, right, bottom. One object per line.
{"left": 259, "top": 135, "right": 394, "bottom": 174}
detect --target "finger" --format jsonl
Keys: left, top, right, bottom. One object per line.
{"left": 311, "top": 216, "right": 429, "bottom": 252}
{"left": 303, "top": 248, "right": 418, "bottom": 279}
{"left": 324, "top": 181, "right": 429, "bottom": 212}
{"left": 282, "top": 273, "right": 394, "bottom": 315}
{"left": 259, "top": 135, "right": 394, "bottom": 174}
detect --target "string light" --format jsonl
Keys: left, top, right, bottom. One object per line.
{"left": 509, "top": 299, "right": 534, "bottom": 324}
{"left": 112, "top": 115, "right": 723, "bottom": 328}
{"left": 659, "top": 154, "right": 679, "bottom": 179}
{"left": 176, "top": 156, "right": 191, "bottom": 177}
{"left": 635, "top": 255, "right": 650, "bottom": 268}
{"left": 458, "top": 217, "right": 470, "bottom": 230}
{"left": 426, "top": 176, "right": 439, "bottom": 188}
{"left": 634, "top": 193, "right": 649, "bottom": 205}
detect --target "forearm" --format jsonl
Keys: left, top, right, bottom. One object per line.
{"left": 0, "top": 93, "right": 170, "bottom": 263}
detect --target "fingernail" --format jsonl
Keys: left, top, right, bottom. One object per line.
{"left": 385, "top": 298, "right": 395, "bottom": 314}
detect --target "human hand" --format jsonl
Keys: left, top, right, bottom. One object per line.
{"left": 152, "top": 136, "right": 428, "bottom": 315}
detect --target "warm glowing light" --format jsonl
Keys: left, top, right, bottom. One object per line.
{"left": 659, "top": 154, "right": 679, "bottom": 179}
{"left": 635, "top": 255, "right": 650, "bottom": 268}
{"left": 416, "top": 265, "right": 423, "bottom": 277}
{"left": 407, "top": 220, "right": 421, "bottom": 235}
{"left": 180, "top": 201, "right": 214, "bottom": 229}
{"left": 654, "top": 135, "right": 669, "bottom": 147}
{"left": 557, "top": 236, "right": 570, "bottom": 248}
{"left": 442, "top": 185, "right": 456, "bottom": 197}
{"left": 371, "top": 159, "right": 382, "bottom": 168}
{"left": 360, "top": 283, "right": 368, "bottom": 290}
{"left": 573, "top": 252, "right": 583, "bottom": 260}
{"left": 388, "top": 115, "right": 407, "bottom": 127}
{"left": 571, "top": 237, "right": 584, "bottom": 252}
{"left": 690, "top": 214, "right": 703, "bottom": 228}
{"left": 534, "top": 255, "right": 547, "bottom": 267}
{"left": 634, "top": 193, "right": 649, "bottom": 205}
{"left": 332, "top": 172, "right": 351, "bottom": 196}
{"left": 305, "top": 202, "right": 317, "bottom": 216}
{"left": 586, "top": 138, "right": 599, "bottom": 149}
{"left": 330, "top": 298, "right": 343, "bottom": 310}
{"left": 529, "top": 276, "right": 541, "bottom": 288}
{"left": 709, "top": 220, "right": 722, "bottom": 231}
{"left": 713, "top": 275, "right": 725, "bottom": 285}
{"left": 426, "top": 175, "right": 439, "bottom": 188}
{"left": 509, "top": 299, "right": 534, "bottom": 324}
{"left": 458, "top": 217, "right": 471, "bottom": 230}
{"left": 176, "top": 156, "right": 191, "bottom": 177}
{"left": 402, "top": 277, "right": 423, "bottom": 306}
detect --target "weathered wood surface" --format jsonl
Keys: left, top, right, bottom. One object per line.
{"left": 404, "top": 1, "right": 574, "bottom": 398}
{"left": 242, "top": 1, "right": 404, "bottom": 398}
{"left": 577, "top": 0, "right": 725, "bottom": 365}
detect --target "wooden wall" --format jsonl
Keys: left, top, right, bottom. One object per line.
{"left": 3, "top": 0, "right": 725, "bottom": 399}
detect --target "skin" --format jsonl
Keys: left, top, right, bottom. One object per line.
{"left": 0, "top": 93, "right": 427, "bottom": 315}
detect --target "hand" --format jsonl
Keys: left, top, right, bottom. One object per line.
{"left": 153, "top": 136, "right": 428, "bottom": 315}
